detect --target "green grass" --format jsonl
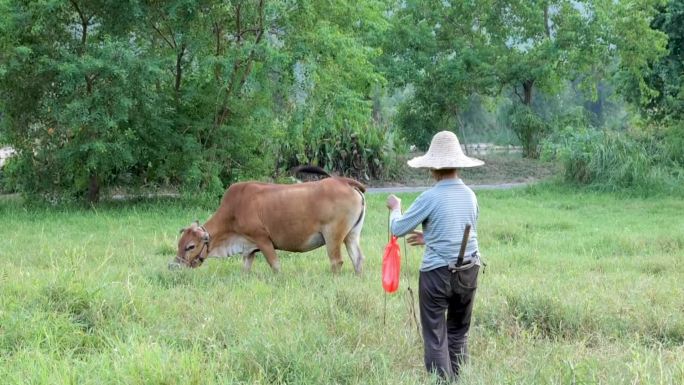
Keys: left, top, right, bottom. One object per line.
{"left": 1, "top": 186, "right": 683, "bottom": 384}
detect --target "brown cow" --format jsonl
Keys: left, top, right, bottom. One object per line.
{"left": 171, "top": 169, "right": 366, "bottom": 274}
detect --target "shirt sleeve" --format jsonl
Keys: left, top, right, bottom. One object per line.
{"left": 389, "top": 193, "right": 432, "bottom": 237}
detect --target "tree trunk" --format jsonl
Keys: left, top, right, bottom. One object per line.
{"left": 523, "top": 79, "right": 534, "bottom": 106}
{"left": 522, "top": 80, "right": 539, "bottom": 158}
{"left": 87, "top": 173, "right": 100, "bottom": 203}
{"left": 174, "top": 47, "right": 184, "bottom": 94}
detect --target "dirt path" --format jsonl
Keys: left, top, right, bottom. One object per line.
{"left": 366, "top": 182, "right": 530, "bottom": 194}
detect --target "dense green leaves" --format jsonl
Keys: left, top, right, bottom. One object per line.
{"left": 0, "top": 0, "right": 394, "bottom": 202}
{"left": 629, "top": 0, "right": 684, "bottom": 121}
{"left": 382, "top": 0, "right": 499, "bottom": 148}
{"left": 0, "top": 0, "right": 680, "bottom": 201}
{"left": 384, "top": 0, "right": 668, "bottom": 157}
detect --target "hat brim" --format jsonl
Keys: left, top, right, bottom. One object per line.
{"left": 407, "top": 154, "right": 485, "bottom": 169}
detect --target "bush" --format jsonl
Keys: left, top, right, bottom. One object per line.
{"left": 276, "top": 122, "right": 403, "bottom": 182}
{"left": 542, "top": 125, "right": 684, "bottom": 193}
{"left": 663, "top": 121, "right": 684, "bottom": 166}
{"left": 510, "top": 104, "right": 549, "bottom": 159}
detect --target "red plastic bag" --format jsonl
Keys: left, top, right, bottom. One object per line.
{"left": 382, "top": 236, "right": 401, "bottom": 293}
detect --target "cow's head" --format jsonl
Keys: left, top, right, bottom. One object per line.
{"left": 169, "top": 221, "right": 210, "bottom": 269}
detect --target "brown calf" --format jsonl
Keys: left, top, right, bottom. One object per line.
{"left": 171, "top": 172, "right": 366, "bottom": 274}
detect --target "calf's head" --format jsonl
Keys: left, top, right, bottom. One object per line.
{"left": 169, "top": 221, "right": 210, "bottom": 269}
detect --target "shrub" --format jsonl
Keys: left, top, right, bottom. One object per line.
{"left": 509, "top": 104, "right": 549, "bottom": 159}
{"left": 276, "top": 122, "right": 403, "bottom": 182}
{"left": 542, "top": 125, "right": 684, "bottom": 193}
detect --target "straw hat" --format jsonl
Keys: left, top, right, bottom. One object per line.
{"left": 407, "top": 131, "right": 484, "bottom": 169}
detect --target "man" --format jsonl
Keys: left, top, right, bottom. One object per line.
{"left": 387, "top": 130, "right": 484, "bottom": 381}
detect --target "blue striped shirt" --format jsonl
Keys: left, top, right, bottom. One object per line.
{"left": 390, "top": 178, "right": 480, "bottom": 272}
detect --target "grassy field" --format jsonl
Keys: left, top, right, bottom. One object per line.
{"left": 1, "top": 185, "right": 683, "bottom": 384}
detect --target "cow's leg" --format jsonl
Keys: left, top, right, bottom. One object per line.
{"left": 257, "top": 241, "right": 281, "bottom": 273}
{"left": 344, "top": 202, "right": 366, "bottom": 274}
{"left": 323, "top": 226, "right": 347, "bottom": 274}
{"left": 242, "top": 252, "right": 256, "bottom": 272}
{"left": 325, "top": 240, "right": 344, "bottom": 274}
{"left": 344, "top": 231, "right": 365, "bottom": 275}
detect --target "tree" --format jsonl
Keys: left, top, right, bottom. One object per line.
{"left": 274, "top": 0, "right": 391, "bottom": 178}
{"left": 489, "top": 0, "right": 667, "bottom": 157}
{"left": 382, "top": 0, "right": 498, "bottom": 148}
{"left": 0, "top": 0, "right": 170, "bottom": 202}
{"left": 628, "top": 0, "right": 684, "bottom": 121}
{"left": 0, "top": 0, "right": 393, "bottom": 202}
{"left": 383, "top": 0, "right": 668, "bottom": 158}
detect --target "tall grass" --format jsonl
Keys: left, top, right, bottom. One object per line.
{"left": 1, "top": 187, "right": 683, "bottom": 384}
{"left": 543, "top": 127, "right": 684, "bottom": 195}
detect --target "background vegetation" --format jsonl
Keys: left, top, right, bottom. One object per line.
{"left": 1, "top": 0, "right": 682, "bottom": 202}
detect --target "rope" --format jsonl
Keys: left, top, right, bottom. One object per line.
{"left": 402, "top": 236, "right": 421, "bottom": 338}
{"left": 383, "top": 290, "right": 387, "bottom": 326}
{"left": 383, "top": 210, "right": 389, "bottom": 326}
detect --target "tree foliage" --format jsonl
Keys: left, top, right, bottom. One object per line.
{"left": 381, "top": 0, "right": 498, "bottom": 148}
{"left": 383, "top": 0, "right": 668, "bottom": 157}
{"left": 0, "top": 0, "right": 394, "bottom": 202}
{"left": 0, "top": 0, "right": 679, "bottom": 201}
{"left": 629, "top": 0, "right": 684, "bottom": 121}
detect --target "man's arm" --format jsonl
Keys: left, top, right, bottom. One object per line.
{"left": 388, "top": 193, "right": 431, "bottom": 237}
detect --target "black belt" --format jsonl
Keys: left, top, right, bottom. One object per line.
{"left": 448, "top": 252, "right": 479, "bottom": 272}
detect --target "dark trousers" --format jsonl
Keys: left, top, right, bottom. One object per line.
{"left": 419, "top": 264, "right": 479, "bottom": 381}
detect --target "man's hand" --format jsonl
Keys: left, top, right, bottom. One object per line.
{"left": 407, "top": 230, "right": 425, "bottom": 246}
{"left": 386, "top": 194, "right": 401, "bottom": 210}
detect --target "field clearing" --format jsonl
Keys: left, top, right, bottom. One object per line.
{"left": 373, "top": 153, "right": 558, "bottom": 187}
{"left": 1, "top": 186, "right": 683, "bottom": 384}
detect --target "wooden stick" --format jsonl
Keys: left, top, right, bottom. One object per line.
{"left": 456, "top": 224, "right": 472, "bottom": 266}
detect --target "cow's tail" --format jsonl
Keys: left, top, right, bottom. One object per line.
{"left": 291, "top": 165, "right": 331, "bottom": 178}
{"left": 292, "top": 165, "right": 366, "bottom": 193}
{"left": 340, "top": 177, "right": 366, "bottom": 193}
{"left": 350, "top": 181, "right": 366, "bottom": 231}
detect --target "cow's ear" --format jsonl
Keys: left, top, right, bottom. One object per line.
{"left": 191, "top": 226, "right": 205, "bottom": 238}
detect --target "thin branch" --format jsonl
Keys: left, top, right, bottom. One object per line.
{"left": 232, "top": 0, "right": 266, "bottom": 100}
{"left": 214, "top": 0, "right": 266, "bottom": 128}
{"left": 174, "top": 44, "right": 186, "bottom": 93}
{"left": 68, "top": 0, "right": 86, "bottom": 25}
{"left": 151, "top": 23, "right": 176, "bottom": 49}
{"left": 68, "top": 0, "right": 89, "bottom": 50}
{"left": 238, "top": 27, "right": 264, "bottom": 39}
{"left": 543, "top": 3, "right": 551, "bottom": 38}
{"left": 235, "top": 3, "right": 242, "bottom": 44}
{"left": 221, "top": 2, "right": 245, "bottom": 99}
{"left": 513, "top": 84, "right": 525, "bottom": 104}
{"left": 213, "top": 20, "right": 222, "bottom": 56}
{"left": 167, "top": 23, "right": 177, "bottom": 48}
{"left": 150, "top": 7, "right": 178, "bottom": 49}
